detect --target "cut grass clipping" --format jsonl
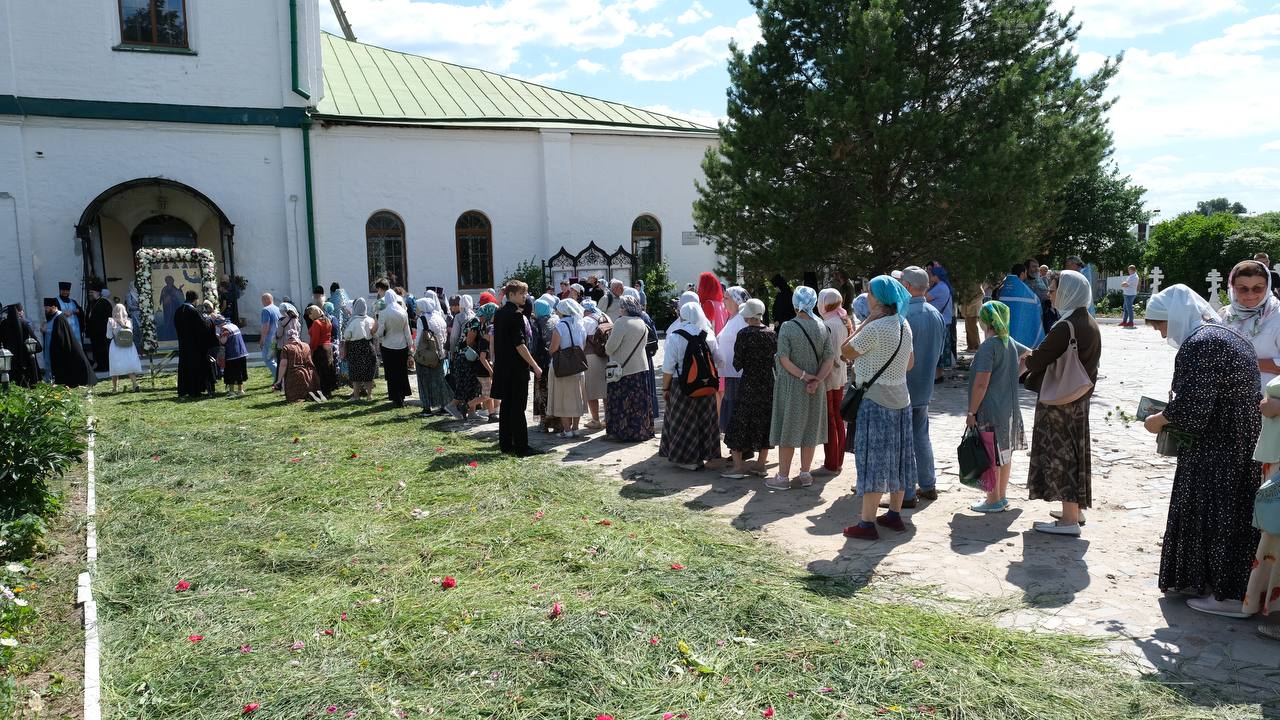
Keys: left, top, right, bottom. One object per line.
{"left": 90, "top": 371, "right": 1244, "bottom": 719}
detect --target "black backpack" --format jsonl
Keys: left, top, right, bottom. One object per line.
{"left": 672, "top": 329, "right": 719, "bottom": 398}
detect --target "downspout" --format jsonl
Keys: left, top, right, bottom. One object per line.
{"left": 290, "top": 0, "right": 318, "bottom": 288}
{"left": 301, "top": 118, "right": 318, "bottom": 289}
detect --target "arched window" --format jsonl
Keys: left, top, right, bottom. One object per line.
{"left": 366, "top": 211, "right": 407, "bottom": 290}
{"left": 131, "top": 215, "right": 196, "bottom": 250}
{"left": 456, "top": 211, "right": 493, "bottom": 289}
{"left": 631, "top": 215, "right": 661, "bottom": 270}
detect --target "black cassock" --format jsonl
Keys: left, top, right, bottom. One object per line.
{"left": 174, "top": 303, "right": 216, "bottom": 397}
{"left": 87, "top": 297, "right": 113, "bottom": 372}
{"left": 47, "top": 312, "right": 95, "bottom": 388}
{"left": 0, "top": 306, "right": 42, "bottom": 387}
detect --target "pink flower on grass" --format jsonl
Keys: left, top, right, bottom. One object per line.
{"left": 188, "top": 634, "right": 204, "bottom": 643}
{"left": 762, "top": 709, "right": 775, "bottom": 718}
{"left": 325, "top": 706, "right": 337, "bottom": 714}
{"left": 649, "top": 636, "right": 660, "bottom": 646}
{"left": 174, "top": 580, "right": 191, "bottom": 592}
{"left": 548, "top": 602, "right": 563, "bottom": 619}
{"left": 669, "top": 563, "right": 685, "bottom": 571}
{"left": 323, "top": 628, "right": 335, "bottom": 636}
{"left": 290, "top": 641, "right": 305, "bottom": 651}
{"left": 595, "top": 715, "right": 615, "bottom": 720}
{"left": 911, "top": 659, "right": 925, "bottom": 670}
{"left": 435, "top": 447, "right": 445, "bottom": 454}
{"left": 239, "top": 644, "right": 252, "bottom": 654}
{"left": 151, "top": 455, "right": 161, "bottom": 462}
{"left": 441, "top": 576, "right": 457, "bottom": 590}
{"left": 340, "top": 612, "right": 348, "bottom": 621}
{"left": 467, "top": 460, "right": 479, "bottom": 469}
{"left": 242, "top": 703, "right": 260, "bottom": 714}
{"left": 289, "top": 457, "right": 301, "bottom": 463}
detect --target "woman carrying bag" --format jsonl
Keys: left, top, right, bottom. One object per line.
{"left": 964, "top": 301, "right": 1030, "bottom": 514}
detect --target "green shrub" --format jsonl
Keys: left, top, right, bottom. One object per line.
{"left": 0, "top": 515, "right": 49, "bottom": 561}
{"left": 0, "top": 385, "right": 85, "bottom": 529}
{"left": 641, "top": 260, "right": 677, "bottom": 329}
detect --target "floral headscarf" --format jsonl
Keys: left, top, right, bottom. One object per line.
{"left": 792, "top": 285, "right": 818, "bottom": 313}
{"left": 477, "top": 302, "right": 498, "bottom": 321}
{"left": 979, "top": 301, "right": 1011, "bottom": 345}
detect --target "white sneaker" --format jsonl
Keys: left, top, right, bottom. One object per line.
{"left": 1032, "top": 520, "right": 1081, "bottom": 536}
{"left": 1186, "top": 596, "right": 1253, "bottom": 619}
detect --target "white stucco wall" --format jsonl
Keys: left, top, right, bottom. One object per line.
{"left": 309, "top": 123, "right": 720, "bottom": 299}
{"left": 0, "top": 117, "right": 307, "bottom": 317}
{"left": 3, "top": 0, "right": 321, "bottom": 108}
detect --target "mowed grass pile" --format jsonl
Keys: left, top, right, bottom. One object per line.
{"left": 90, "top": 370, "right": 1233, "bottom": 720}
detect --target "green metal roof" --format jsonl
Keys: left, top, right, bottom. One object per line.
{"left": 316, "top": 33, "right": 716, "bottom": 134}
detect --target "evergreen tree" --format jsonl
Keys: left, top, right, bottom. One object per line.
{"left": 695, "top": 0, "right": 1118, "bottom": 286}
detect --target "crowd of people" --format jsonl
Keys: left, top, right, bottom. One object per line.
{"left": 2, "top": 256, "right": 1277, "bottom": 641}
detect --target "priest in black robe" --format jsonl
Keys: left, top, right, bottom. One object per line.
{"left": 42, "top": 298, "right": 95, "bottom": 388}
{"left": 86, "top": 285, "right": 113, "bottom": 372}
{"left": 0, "top": 304, "right": 42, "bottom": 387}
{"left": 174, "top": 291, "right": 216, "bottom": 398}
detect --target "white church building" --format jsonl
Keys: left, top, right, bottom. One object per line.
{"left": 0, "top": 0, "right": 720, "bottom": 326}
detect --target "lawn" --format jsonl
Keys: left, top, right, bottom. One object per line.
{"left": 88, "top": 370, "right": 1244, "bottom": 719}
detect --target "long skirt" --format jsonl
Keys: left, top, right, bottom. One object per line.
{"left": 1026, "top": 397, "right": 1092, "bottom": 507}
{"left": 584, "top": 353, "right": 608, "bottom": 401}
{"left": 533, "top": 367, "right": 550, "bottom": 417}
{"left": 663, "top": 389, "right": 720, "bottom": 465}
{"left": 1244, "top": 532, "right": 1280, "bottom": 616}
{"left": 853, "top": 398, "right": 916, "bottom": 495}
{"left": 346, "top": 339, "right": 377, "bottom": 383}
{"left": 417, "top": 364, "right": 453, "bottom": 410}
{"left": 223, "top": 356, "right": 248, "bottom": 385}
{"left": 606, "top": 372, "right": 654, "bottom": 441}
{"left": 548, "top": 369, "right": 586, "bottom": 419}
{"left": 823, "top": 388, "right": 846, "bottom": 471}
{"left": 645, "top": 356, "right": 660, "bottom": 418}
{"left": 719, "top": 377, "right": 740, "bottom": 434}
{"left": 312, "top": 345, "right": 337, "bottom": 397}
{"left": 380, "top": 346, "right": 412, "bottom": 404}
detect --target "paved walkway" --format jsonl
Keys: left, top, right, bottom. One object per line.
{"left": 478, "top": 321, "right": 1277, "bottom": 711}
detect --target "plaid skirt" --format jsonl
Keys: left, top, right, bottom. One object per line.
{"left": 852, "top": 398, "right": 916, "bottom": 494}
{"left": 661, "top": 388, "right": 720, "bottom": 465}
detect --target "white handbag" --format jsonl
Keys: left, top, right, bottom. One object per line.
{"left": 1038, "top": 320, "right": 1093, "bottom": 405}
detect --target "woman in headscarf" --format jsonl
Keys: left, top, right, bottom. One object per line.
{"left": 697, "top": 272, "right": 728, "bottom": 335}
{"left": 448, "top": 294, "right": 476, "bottom": 355}
{"left": 964, "top": 301, "right": 1029, "bottom": 513}
{"left": 1222, "top": 260, "right": 1280, "bottom": 387}
{"left": 278, "top": 314, "right": 323, "bottom": 402}
{"left": 474, "top": 302, "right": 499, "bottom": 421}
{"left": 105, "top": 302, "right": 143, "bottom": 393}
{"left": 840, "top": 276, "right": 915, "bottom": 540}
{"left": 274, "top": 302, "right": 302, "bottom": 379}
{"left": 125, "top": 282, "right": 143, "bottom": 350}
{"left": 604, "top": 294, "right": 655, "bottom": 442}
{"left": 442, "top": 299, "right": 487, "bottom": 421}
{"left": 213, "top": 313, "right": 248, "bottom": 398}
{"left": 375, "top": 290, "right": 414, "bottom": 408}
{"left": 1143, "top": 284, "right": 1262, "bottom": 618}
{"left": 928, "top": 262, "right": 957, "bottom": 371}
{"left": 414, "top": 297, "right": 452, "bottom": 415}
{"left": 1021, "top": 270, "right": 1101, "bottom": 535}
{"left": 580, "top": 299, "right": 613, "bottom": 430}
{"left": 624, "top": 287, "right": 661, "bottom": 423}
{"left": 531, "top": 296, "right": 559, "bottom": 432}
{"left": 660, "top": 302, "right": 721, "bottom": 470}
{"left": 549, "top": 298, "right": 588, "bottom": 437}
{"left": 341, "top": 298, "right": 377, "bottom": 400}
{"left": 0, "top": 304, "right": 42, "bottom": 387}
{"left": 717, "top": 287, "right": 752, "bottom": 436}
{"left": 632, "top": 279, "right": 648, "bottom": 310}
{"left": 722, "top": 299, "right": 776, "bottom": 478}
{"left": 767, "top": 286, "right": 835, "bottom": 489}
{"left": 305, "top": 305, "right": 338, "bottom": 399}
{"left": 817, "top": 288, "right": 851, "bottom": 475}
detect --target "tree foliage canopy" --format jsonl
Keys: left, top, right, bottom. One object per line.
{"left": 1042, "top": 162, "right": 1146, "bottom": 271}
{"left": 1196, "top": 197, "right": 1248, "bottom": 216}
{"left": 695, "top": 0, "right": 1119, "bottom": 288}
{"left": 1142, "top": 210, "right": 1280, "bottom": 292}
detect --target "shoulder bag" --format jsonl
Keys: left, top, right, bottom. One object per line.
{"left": 607, "top": 329, "right": 645, "bottom": 383}
{"left": 1038, "top": 319, "right": 1093, "bottom": 405}
{"left": 840, "top": 320, "right": 904, "bottom": 433}
{"left": 554, "top": 322, "right": 588, "bottom": 377}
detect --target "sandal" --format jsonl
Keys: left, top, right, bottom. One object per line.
{"left": 764, "top": 475, "right": 791, "bottom": 491}
{"left": 720, "top": 471, "right": 748, "bottom": 479}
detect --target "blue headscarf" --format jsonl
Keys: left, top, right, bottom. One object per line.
{"left": 930, "top": 263, "right": 951, "bottom": 288}
{"left": 870, "top": 275, "right": 911, "bottom": 319}
{"left": 533, "top": 297, "right": 553, "bottom": 318}
{"left": 477, "top": 302, "right": 498, "bottom": 321}
{"left": 792, "top": 285, "right": 818, "bottom": 313}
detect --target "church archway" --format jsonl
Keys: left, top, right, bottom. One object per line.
{"left": 75, "top": 178, "right": 236, "bottom": 319}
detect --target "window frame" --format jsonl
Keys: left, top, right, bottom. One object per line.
{"left": 117, "top": 0, "right": 191, "bottom": 50}
{"left": 365, "top": 210, "right": 408, "bottom": 292}
{"left": 630, "top": 214, "right": 662, "bottom": 270}
{"left": 455, "top": 210, "right": 494, "bottom": 290}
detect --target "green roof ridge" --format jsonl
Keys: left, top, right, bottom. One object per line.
{"left": 315, "top": 32, "right": 716, "bottom": 133}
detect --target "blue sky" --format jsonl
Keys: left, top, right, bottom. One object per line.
{"left": 320, "top": 0, "right": 1280, "bottom": 219}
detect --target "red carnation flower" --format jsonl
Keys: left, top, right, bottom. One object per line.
{"left": 548, "top": 602, "right": 563, "bottom": 619}
{"left": 467, "top": 460, "right": 479, "bottom": 468}
{"left": 188, "top": 634, "right": 204, "bottom": 643}
{"left": 174, "top": 580, "right": 191, "bottom": 592}
{"left": 242, "top": 703, "right": 260, "bottom": 714}
{"left": 441, "top": 576, "right": 457, "bottom": 590}
{"left": 597, "top": 519, "right": 612, "bottom": 526}
{"left": 762, "top": 709, "right": 775, "bottom": 718}
{"left": 670, "top": 563, "right": 685, "bottom": 571}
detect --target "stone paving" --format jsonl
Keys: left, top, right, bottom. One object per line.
{"left": 456, "top": 320, "right": 1279, "bottom": 713}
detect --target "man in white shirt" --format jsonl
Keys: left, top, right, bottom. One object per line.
{"left": 1121, "top": 264, "right": 1139, "bottom": 327}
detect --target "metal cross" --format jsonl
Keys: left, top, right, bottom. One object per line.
{"left": 1206, "top": 269, "right": 1224, "bottom": 310}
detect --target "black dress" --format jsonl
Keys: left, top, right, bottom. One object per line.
{"left": 1159, "top": 324, "right": 1262, "bottom": 600}
{"left": 47, "top": 312, "right": 95, "bottom": 388}
{"left": 174, "top": 303, "right": 216, "bottom": 397}
{"left": 0, "top": 306, "right": 41, "bottom": 387}
{"left": 724, "top": 325, "right": 776, "bottom": 453}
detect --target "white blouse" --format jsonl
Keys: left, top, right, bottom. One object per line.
{"left": 822, "top": 313, "right": 850, "bottom": 392}
{"left": 716, "top": 313, "right": 748, "bottom": 379}
{"left": 1221, "top": 307, "right": 1280, "bottom": 385}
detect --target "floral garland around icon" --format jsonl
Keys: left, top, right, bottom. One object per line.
{"left": 134, "top": 248, "right": 218, "bottom": 353}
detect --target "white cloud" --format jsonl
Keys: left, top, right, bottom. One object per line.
{"left": 1054, "top": 0, "right": 1243, "bottom": 39}
{"left": 1262, "top": 140, "right": 1280, "bottom": 151}
{"left": 676, "top": 1, "right": 713, "bottom": 25}
{"left": 319, "top": 0, "right": 670, "bottom": 71}
{"left": 1101, "top": 14, "right": 1280, "bottom": 151}
{"left": 1130, "top": 163, "right": 1280, "bottom": 216}
{"left": 522, "top": 69, "right": 571, "bottom": 84}
{"left": 641, "top": 104, "right": 724, "bottom": 127}
{"left": 575, "top": 59, "right": 605, "bottom": 74}
{"left": 640, "top": 23, "right": 674, "bottom": 38}
{"left": 621, "top": 15, "right": 762, "bottom": 81}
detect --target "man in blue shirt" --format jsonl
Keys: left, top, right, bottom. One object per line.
{"left": 259, "top": 292, "right": 281, "bottom": 382}
{"left": 900, "top": 267, "right": 947, "bottom": 506}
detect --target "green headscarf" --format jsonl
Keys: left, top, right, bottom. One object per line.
{"left": 979, "top": 301, "right": 1011, "bottom": 345}
{"left": 477, "top": 302, "right": 499, "bottom": 321}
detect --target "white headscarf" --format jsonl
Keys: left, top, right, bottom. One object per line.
{"left": 1223, "top": 260, "right": 1280, "bottom": 335}
{"left": 556, "top": 298, "right": 584, "bottom": 318}
{"left": 679, "top": 290, "right": 700, "bottom": 307}
{"left": 1146, "top": 284, "right": 1219, "bottom": 349}
{"left": 1054, "top": 270, "right": 1092, "bottom": 318}
{"left": 555, "top": 297, "right": 585, "bottom": 340}
{"left": 677, "top": 301, "right": 712, "bottom": 335}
